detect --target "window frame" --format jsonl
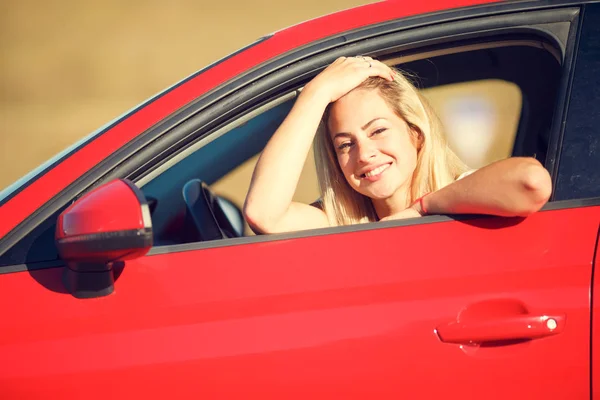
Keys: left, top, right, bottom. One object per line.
{"left": 142, "top": 40, "right": 564, "bottom": 247}
{"left": 140, "top": 12, "right": 579, "bottom": 249}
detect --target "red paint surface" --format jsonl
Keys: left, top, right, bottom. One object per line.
{"left": 593, "top": 230, "right": 600, "bottom": 399}
{"left": 0, "top": 206, "right": 596, "bottom": 398}
{"left": 56, "top": 180, "right": 144, "bottom": 238}
{"left": 0, "top": 0, "right": 496, "bottom": 238}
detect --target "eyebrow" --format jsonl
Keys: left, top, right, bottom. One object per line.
{"left": 332, "top": 118, "right": 385, "bottom": 140}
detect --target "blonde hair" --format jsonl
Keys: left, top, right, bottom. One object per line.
{"left": 313, "top": 68, "right": 469, "bottom": 226}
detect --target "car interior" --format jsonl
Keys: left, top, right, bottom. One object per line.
{"left": 139, "top": 37, "right": 562, "bottom": 246}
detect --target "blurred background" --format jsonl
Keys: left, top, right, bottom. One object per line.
{"left": 0, "top": 0, "right": 372, "bottom": 191}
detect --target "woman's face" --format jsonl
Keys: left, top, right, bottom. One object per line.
{"left": 328, "top": 88, "right": 420, "bottom": 201}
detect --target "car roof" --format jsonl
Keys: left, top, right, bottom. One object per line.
{"left": 0, "top": 0, "right": 497, "bottom": 239}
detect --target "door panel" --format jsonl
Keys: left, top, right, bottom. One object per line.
{"left": 0, "top": 206, "right": 596, "bottom": 398}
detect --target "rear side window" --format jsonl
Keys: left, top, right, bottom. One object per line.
{"left": 555, "top": 3, "right": 600, "bottom": 201}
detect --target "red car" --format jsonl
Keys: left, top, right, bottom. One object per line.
{"left": 1, "top": 0, "right": 598, "bottom": 398}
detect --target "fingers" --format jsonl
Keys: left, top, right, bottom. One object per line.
{"left": 359, "top": 57, "right": 394, "bottom": 81}
{"left": 331, "top": 56, "right": 383, "bottom": 69}
{"left": 331, "top": 56, "right": 348, "bottom": 65}
{"left": 314, "top": 56, "right": 395, "bottom": 102}
{"left": 345, "top": 56, "right": 394, "bottom": 81}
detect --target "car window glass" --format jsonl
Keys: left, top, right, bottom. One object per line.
{"left": 555, "top": 3, "right": 600, "bottom": 201}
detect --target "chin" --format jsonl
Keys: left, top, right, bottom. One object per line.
{"left": 359, "top": 180, "right": 407, "bottom": 200}
{"left": 349, "top": 176, "right": 405, "bottom": 199}
{"left": 359, "top": 187, "right": 397, "bottom": 200}
{"left": 366, "top": 191, "right": 395, "bottom": 200}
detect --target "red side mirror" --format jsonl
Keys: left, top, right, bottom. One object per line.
{"left": 56, "top": 179, "right": 152, "bottom": 298}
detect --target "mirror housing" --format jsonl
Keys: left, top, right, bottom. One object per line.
{"left": 56, "top": 179, "right": 152, "bottom": 298}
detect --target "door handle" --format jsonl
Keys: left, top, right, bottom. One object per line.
{"left": 436, "top": 314, "right": 565, "bottom": 344}
{"left": 435, "top": 299, "right": 565, "bottom": 345}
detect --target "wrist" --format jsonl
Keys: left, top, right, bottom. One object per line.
{"left": 302, "top": 80, "right": 333, "bottom": 106}
{"left": 412, "top": 192, "right": 431, "bottom": 216}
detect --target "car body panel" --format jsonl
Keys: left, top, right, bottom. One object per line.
{"left": 0, "top": 0, "right": 496, "bottom": 239}
{"left": 1, "top": 206, "right": 596, "bottom": 398}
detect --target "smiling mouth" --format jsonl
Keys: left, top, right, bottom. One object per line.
{"left": 360, "top": 163, "right": 391, "bottom": 179}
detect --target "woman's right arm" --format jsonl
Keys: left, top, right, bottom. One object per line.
{"left": 244, "top": 57, "right": 394, "bottom": 234}
{"left": 243, "top": 84, "right": 332, "bottom": 234}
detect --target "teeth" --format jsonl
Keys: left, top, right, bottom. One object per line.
{"left": 364, "top": 164, "right": 389, "bottom": 178}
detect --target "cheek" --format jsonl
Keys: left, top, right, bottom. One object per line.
{"left": 336, "top": 153, "right": 350, "bottom": 172}
{"left": 336, "top": 154, "right": 361, "bottom": 187}
{"left": 392, "top": 137, "right": 418, "bottom": 164}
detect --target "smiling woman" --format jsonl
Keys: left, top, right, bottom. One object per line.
{"left": 314, "top": 64, "right": 469, "bottom": 226}
{"left": 244, "top": 56, "right": 552, "bottom": 232}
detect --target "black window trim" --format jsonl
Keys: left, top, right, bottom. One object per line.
{"left": 545, "top": 2, "right": 584, "bottom": 194}
{"left": 0, "top": 1, "right": 587, "bottom": 271}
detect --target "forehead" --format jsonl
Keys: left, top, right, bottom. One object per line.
{"left": 327, "top": 88, "right": 396, "bottom": 134}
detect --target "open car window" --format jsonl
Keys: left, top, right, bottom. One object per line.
{"left": 140, "top": 39, "right": 562, "bottom": 246}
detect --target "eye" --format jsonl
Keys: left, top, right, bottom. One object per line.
{"left": 372, "top": 127, "right": 387, "bottom": 135}
{"left": 336, "top": 141, "right": 354, "bottom": 152}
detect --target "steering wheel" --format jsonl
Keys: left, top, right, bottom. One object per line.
{"left": 182, "top": 179, "right": 244, "bottom": 241}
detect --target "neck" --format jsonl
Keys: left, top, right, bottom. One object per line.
{"left": 372, "top": 184, "right": 412, "bottom": 220}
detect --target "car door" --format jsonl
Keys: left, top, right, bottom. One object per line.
{"left": 3, "top": 215, "right": 596, "bottom": 398}
{"left": 1, "top": 2, "right": 597, "bottom": 399}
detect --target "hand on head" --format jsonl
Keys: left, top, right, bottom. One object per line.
{"left": 306, "top": 56, "right": 395, "bottom": 104}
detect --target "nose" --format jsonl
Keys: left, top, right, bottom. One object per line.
{"left": 356, "top": 138, "right": 377, "bottom": 163}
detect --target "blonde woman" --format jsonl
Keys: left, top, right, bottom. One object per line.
{"left": 244, "top": 56, "right": 552, "bottom": 233}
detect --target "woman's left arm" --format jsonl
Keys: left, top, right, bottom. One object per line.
{"left": 422, "top": 157, "right": 552, "bottom": 217}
